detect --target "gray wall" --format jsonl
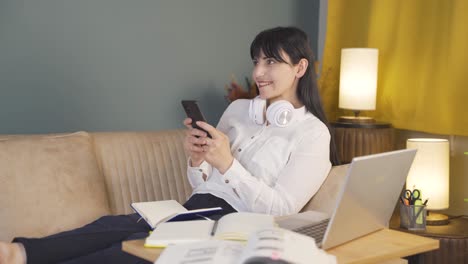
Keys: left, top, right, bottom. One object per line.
{"left": 0, "top": 0, "right": 321, "bottom": 134}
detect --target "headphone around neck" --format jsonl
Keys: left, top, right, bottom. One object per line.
{"left": 248, "top": 97, "right": 295, "bottom": 127}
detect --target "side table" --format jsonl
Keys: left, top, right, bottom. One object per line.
{"left": 390, "top": 216, "right": 468, "bottom": 264}
{"left": 331, "top": 121, "right": 395, "bottom": 164}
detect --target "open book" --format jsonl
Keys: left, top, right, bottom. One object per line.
{"left": 144, "top": 212, "right": 275, "bottom": 248}
{"left": 155, "top": 227, "right": 337, "bottom": 264}
{"left": 130, "top": 200, "right": 222, "bottom": 229}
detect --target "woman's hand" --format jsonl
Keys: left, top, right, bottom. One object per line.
{"left": 195, "top": 121, "right": 234, "bottom": 174}
{"left": 183, "top": 118, "right": 208, "bottom": 167}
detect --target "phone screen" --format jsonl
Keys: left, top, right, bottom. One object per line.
{"left": 181, "top": 100, "right": 212, "bottom": 138}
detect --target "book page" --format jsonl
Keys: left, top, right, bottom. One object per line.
{"left": 155, "top": 240, "right": 244, "bottom": 264}
{"left": 214, "top": 212, "right": 275, "bottom": 241}
{"left": 240, "top": 228, "right": 337, "bottom": 264}
{"left": 145, "top": 220, "right": 215, "bottom": 248}
{"left": 131, "top": 200, "right": 187, "bottom": 228}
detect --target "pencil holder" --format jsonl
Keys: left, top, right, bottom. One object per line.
{"left": 400, "top": 204, "right": 426, "bottom": 230}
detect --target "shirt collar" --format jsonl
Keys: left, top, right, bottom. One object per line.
{"left": 293, "top": 105, "right": 314, "bottom": 123}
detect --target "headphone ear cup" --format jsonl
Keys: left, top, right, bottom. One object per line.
{"left": 266, "top": 100, "right": 294, "bottom": 127}
{"left": 249, "top": 97, "right": 266, "bottom": 125}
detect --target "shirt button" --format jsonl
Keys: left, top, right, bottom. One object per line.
{"left": 238, "top": 148, "right": 242, "bottom": 152}
{"left": 225, "top": 179, "right": 230, "bottom": 183}
{"left": 198, "top": 169, "right": 203, "bottom": 172}
{"left": 251, "top": 136, "right": 255, "bottom": 139}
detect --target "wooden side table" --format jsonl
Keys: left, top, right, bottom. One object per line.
{"left": 331, "top": 121, "right": 395, "bottom": 164}
{"left": 390, "top": 216, "right": 468, "bottom": 264}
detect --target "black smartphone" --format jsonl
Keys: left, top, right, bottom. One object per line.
{"left": 181, "top": 100, "right": 212, "bottom": 138}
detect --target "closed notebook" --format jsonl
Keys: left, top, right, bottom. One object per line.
{"left": 144, "top": 212, "right": 275, "bottom": 248}
{"left": 130, "top": 199, "right": 222, "bottom": 229}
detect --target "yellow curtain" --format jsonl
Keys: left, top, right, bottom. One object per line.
{"left": 319, "top": 0, "right": 468, "bottom": 136}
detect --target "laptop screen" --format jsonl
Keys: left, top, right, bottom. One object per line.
{"left": 321, "top": 149, "right": 416, "bottom": 249}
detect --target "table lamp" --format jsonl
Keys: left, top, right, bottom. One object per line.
{"left": 338, "top": 48, "right": 379, "bottom": 123}
{"left": 406, "top": 138, "right": 450, "bottom": 225}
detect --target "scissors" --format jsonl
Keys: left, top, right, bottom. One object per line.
{"left": 402, "top": 189, "right": 421, "bottom": 205}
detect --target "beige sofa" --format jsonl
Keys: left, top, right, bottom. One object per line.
{"left": 0, "top": 129, "right": 348, "bottom": 242}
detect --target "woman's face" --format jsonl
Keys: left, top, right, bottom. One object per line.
{"left": 252, "top": 50, "right": 302, "bottom": 105}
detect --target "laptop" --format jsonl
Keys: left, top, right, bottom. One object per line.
{"left": 277, "top": 148, "right": 417, "bottom": 250}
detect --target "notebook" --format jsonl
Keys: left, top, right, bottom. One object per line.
{"left": 131, "top": 200, "right": 222, "bottom": 229}
{"left": 144, "top": 212, "right": 275, "bottom": 248}
{"left": 278, "top": 149, "right": 417, "bottom": 250}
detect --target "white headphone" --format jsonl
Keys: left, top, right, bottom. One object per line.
{"left": 248, "top": 96, "right": 295, "bottom": 127}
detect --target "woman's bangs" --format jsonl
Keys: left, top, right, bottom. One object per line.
{"left": 250, "top": 33, "right": 286, "bottom": 63}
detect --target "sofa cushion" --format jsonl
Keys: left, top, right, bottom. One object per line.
{"left": 300, "top": 164, "right": 350, "bottom": 215}
{"left": 0, "top": 132, "right": 110, "bottom": 241}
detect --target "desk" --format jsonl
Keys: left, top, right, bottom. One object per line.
{"left": 331, "top": 122, "right": 394, "bottom": 164}
{"left": 122, "top": 228, "right": 439, "bottom": 264}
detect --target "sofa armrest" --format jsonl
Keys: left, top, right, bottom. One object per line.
{"left": 0, "top": 132, "right": 110, "bottom": 241}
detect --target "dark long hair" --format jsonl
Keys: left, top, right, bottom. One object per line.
{"left": 250, "top": 26, "right": 340, "bottom": 165}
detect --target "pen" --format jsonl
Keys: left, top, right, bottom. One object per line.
{"left": 210, "top": 220, "right": 218, "bottom": 236}
{"left": 413, "top": 198, "right": 428, "bottom": 226}
{"left": 414, "top": 205, "right": 425, "bottom": 225}
{"left": 414, "top": 199, "right": 423, "bottom": 224}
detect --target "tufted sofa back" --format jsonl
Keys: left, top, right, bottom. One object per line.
{"left": 92, "top": 130, "right": 192, "bottom": 215}
{"left": 91, "top": 129, "right": 350, "bottom": 215}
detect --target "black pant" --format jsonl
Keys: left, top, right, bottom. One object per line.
{"left": 13, "top": 193, "right": 237, "bottom": 264}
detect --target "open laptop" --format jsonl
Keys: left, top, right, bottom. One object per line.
{"left": 278, "top": 148, "right": 417, "bottom": 250}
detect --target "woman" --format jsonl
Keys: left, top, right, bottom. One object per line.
{"left": 0, "top": 26, "right": 339, "bottom": 264}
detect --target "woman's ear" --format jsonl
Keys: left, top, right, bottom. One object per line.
{"left": 295, "top": 58, "right": 309, "bottom": 78}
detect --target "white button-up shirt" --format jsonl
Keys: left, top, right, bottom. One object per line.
{"left": 187, "top": 99, "right": 331, "bottom": 216}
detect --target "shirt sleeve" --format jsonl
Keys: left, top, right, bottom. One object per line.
{"left": 185, "top": 101, "right": 234, "bottom": 189}
{"left": 186, "top": 159, "right": 213, "bottom": 189}
{"left": 220, "top": 130, "right": 332, "bottom": 216}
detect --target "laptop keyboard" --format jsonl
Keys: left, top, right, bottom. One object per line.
{"left": 290, "top": 218, "right": 330, "bottom": 245}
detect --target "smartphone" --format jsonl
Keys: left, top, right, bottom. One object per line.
{"left": 181, "top": 100, "right": 212, "bottom": 138}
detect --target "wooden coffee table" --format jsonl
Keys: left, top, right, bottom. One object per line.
{"left": 122, "top": 228, "right": 439, "bottom": 264}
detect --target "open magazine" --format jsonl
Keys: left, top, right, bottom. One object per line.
{"left": 154, "top": 227, "right": 336, "bottom": 264}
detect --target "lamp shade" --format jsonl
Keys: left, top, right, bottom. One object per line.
{"left": 406, "top": 139, "right": 449, "bottom": 210}
{"left": 339, "top": 48, "right": 379, "bottom": 110}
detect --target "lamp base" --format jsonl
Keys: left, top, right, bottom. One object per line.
{"left": 338, "top": 116, "right": 375, "bottom": 123}
{"left": 426, "top": 212, "right": 449, "bottom": 226}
